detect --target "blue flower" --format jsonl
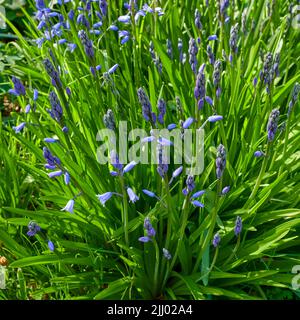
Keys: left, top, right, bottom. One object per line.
{"left": 163, "top": 248, "right": 172, "bottom": 260}
{"left": 192, "top": 200, "right": 204, "bottom": 207}
{"left": 123, "top": 161, "right": 137, "bottom": 173}
{"left": 8, "top": 76, "right": 26, "bottom": 96}
{"left": 61, "top": 199, "right": 75, "bottom": 214}
{"left": 254, "top": 151, "right": 265, "bottom": 157}
{"left": 127, "top": 187, "right": 139, "bottom": 203}
{"left": 139, "top": 217, "right": 156, "bottom": 243}
{"left": 191, "top": 190, "right": 205, "bottom": 198}
{"left": 48, "top": 170, "right": 63, "bottom": 178}
{"left": 27, "top": 221, "right": 41, "bottom": 237}
{"left": 212, "top": 233, "right": 221, "bottom": 247}
{"left": 108, "top": 64, "right": 119, "bottom": 74}
{"left": 97, "top": 192, "right": 113, "bottom": 206}
{"left": 48, "top": 91, "right": 63, "bottom": 122}
{"left": 169, "top": 166, "right": 183, "bottom": 185}
{"left": 138, "top": 236, "right": 151, "bottom": 243}
{"left": 182, "top": 117, "right": 194, "bottom": 129}
{"left": 44, "top": 138, "right": 59, "bottom": 143}
{"left": 234, "top": 216, "right": 242, "bottom": 236}
{"left": 33, "top": 89, "right": 39, "bottom": 101}
{"left": 64, "top": 172, "right": 70, "bottom": 185}
{"left": 208, "top": 35, "right": 218, "bottom": 41}
{"left": 208, "top": 115, "right": 223, "bottom": 123}
{"left": 48, "top": 240, "right": 55, "bottom": 252}
{"left": 12, "top": 122, "right": 26, "bottom": 134}
{"left": 221, "top": 186, "right": 230, "bottom": 195}
{"left": 118, "top": 15, "right": 131, "bottom": 24}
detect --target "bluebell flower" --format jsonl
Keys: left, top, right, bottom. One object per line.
{"left": 109, "top": 25, "right": 118, "bottom": 31}
{"left": 62, "top": 126, "right": 68, "bottom": 133}
{"left": 254, "top": 151, "right": 265, "bottom": 157}
{"left": 229, "top": 23, "right": 239, "bottom": 57}
{"left": 123, "top": 161, "right": 137, "bottom": 173}
{"left": 48, "top": 240, "right": 55, "bottom": 252}
{"left": 169, "top": 166, "right": 183, "bottom": 185}
{"left": 260, "top": 52, "right": 273, "bottom": 93}
{"left": 127, "top": 187, "right": 139, "bottom": 203}
{"left": 212, "top": 233, "right": 221, "bottom": 247}
{"left": 68, "top": 9, "right": 75, "bottom": 20}
{"left": 157, "top": 144, "right": 168, "bottom": 178}
{"left": 182, "top": 117, "right": 194, "bottom": 129}
{"left": 58, "top": 39, "right": 67, "bottom": 45}
{"left": 178, "top": 38, "right": 184, "bottom": 63}
{"left": 24, "top": 104, "right": 31, "bottom": 114}
{"left": 183, "top": 175, "right": 195, "bottom": 195}
{"left": 157, "top": 98, "right": 166, "bottom": 125}
{"left": 97, "top": 192, "right": 113, "bottom": 206}
{"left": 43, "top": 147, "right": 60, "bottom": 167}
{"left": 145, "top": 221, "right": 155, "bottom": 241}
{"left": 194, "top": 65, "right": 206, "bottom": 108}
{"left": 99, "top": 0, "right": 108, "bottom": 17}
{"left": 207, "top": 45, "right": 215, "bottom": 65}
{"left": 142, "top": 217, "right": 156, "bottom": 239}
{"left": 64, "top": 172, "right": 70, "bottom": 185}
{"left": 205, "top": 96, "right": 214, "bottom": 106}
{"left": 216, "top": 144, "right": 226, "bottom": 179}
{"left": 43, "top": 58, "right": 62, "bottom": 88}
{"left": 213, "top": 59, "right": 222, "bottom": 98}
{"left": 78, "top": 30, "right": 94, "bottom": 59}
{"left": 67, "top": 43, "right": 77, "bottom": 53}
{"left": 77, "top": 13, "right": 90, "bottom": 28}
{"left": 234, "top": 216, "right": 242, "bottom": 236}
{"left": 221, "top": 186, "right": 230, "bottom": 195}
{"left": 44, "top": 138, "right": 59, "bottom": 143}
{"left": 66, "top": 87, "right": 71, "bottom": 96}
{"left": 267, "top": 109, "right": 280, "bottom": 142}
{"left": 35, "top": 38, "right": 45, "bottom": 48}
{"left": 191, "top": 190, "right": 205, "bottom": 198}
{"left": 61, "top": 199, "right": 75, "bottom": 213}
{"left": 118, "top": 15, "right": 131, "bottom": 23}
{"left": 288, "top": 82, "right": 300, "bottom": 116}
{"left": 167, "top": 123, "right": 177, "bottom": 130}
{"left": 27, "top": 221, "right": 41, "bottom": 237}
{"left": 208, "top": 35, "right": 218, "bottom": 41}
{"left": 188, "top": 38, "right": 198, "bottom": 74}
{"left": 163, "top": 248, "right": 172, "bottom": 260}
{"left": 253, "top": 77, "right": 258, "bottom": 87}
{"left": 48, "top": 170, "right": 63, "bottom": 178}
{"left": 208, "top": 115, "right": 223, "bottom": 123}
{"left": 103, "top": 109, "right": 116, "bottom": 130}
{"left": 137, "top": 88, "right": 154, "bottom": 123}
{"left": 108, "top": 64, "right": 119, "bottom": 74}
{"left": 35, "top": 0, "right": 46, "bottom": 10}
{"left": 194, "top": 9, "right": 202, "bottom": 29}
{"left": 192, "top": 200, "right": 204, "bottom": 207}
{"left": 8, "top": 76, "right": 26, "bottom": 96}
{"left": 142, "top": 189, "right": 160, "bottom": 200}
{"left": 33, "top": 89, "right": 39, "bottom": 101}
{"left": 12, "top": 122, "right": 26, "bottom": 134}
{"left": 166, "top": 39, "right": 173, "bottom": 59}
{"left": 119, "top": 30, "right": 130, "bottom": 44}
{"left": 110, "top": 150, "right": 123, "bottom": 171}
{"left": 138, "top": 236, "right": 152, "bottom": 243}
{"left": 48, "top": 91, "right": 63, "bottom": 122}
{"left": 135, "top": 10, "right": 146, "bottom": 23}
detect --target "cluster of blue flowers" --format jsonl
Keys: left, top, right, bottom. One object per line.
{"left": 8, "top": 0, "right": 300, "bottom": 265}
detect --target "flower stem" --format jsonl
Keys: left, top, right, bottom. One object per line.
{"left": 244, "top": 142, "right": 271, "bottom": 209}
{"left": 119, "top": 175, "right": 129, "bottom": 246}
{"left": 193, "top": 179, "right": 222, "bottom": 273}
